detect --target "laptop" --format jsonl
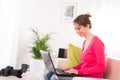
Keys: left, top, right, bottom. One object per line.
{"left": 40, "top": 50, "right": 81, "bottom": 77}
{"left": 58, "top": 48, "right": 67, "bottom": 58}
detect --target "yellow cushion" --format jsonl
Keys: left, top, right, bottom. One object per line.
{"left": 65, "top": 43, "right": 81, "bottom": 67}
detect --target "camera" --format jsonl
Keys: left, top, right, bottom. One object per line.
{"left": 0, "top": 64, "right": 29, "bottom": 78}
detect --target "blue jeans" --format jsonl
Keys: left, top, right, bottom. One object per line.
{"left": 45, "top": 71, "right": 55, "bottom": 80}
{"left": 45, "top": 71, "right": 73, "bottom": 80}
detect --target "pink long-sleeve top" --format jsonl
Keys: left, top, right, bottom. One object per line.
{"left": 73, "top": 36, "right": 106, "bottom": 78}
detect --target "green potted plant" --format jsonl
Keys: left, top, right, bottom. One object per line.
{"left": 30, "top": 28, "right": 51, "bottom": 59}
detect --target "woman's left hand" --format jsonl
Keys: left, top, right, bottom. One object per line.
{"left": 65, "top": 68, "right": 78, "bottom": 74}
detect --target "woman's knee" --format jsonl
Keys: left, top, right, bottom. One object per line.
{"left": 51, "top": 74, "right": 58, "bottom": 80}
{"left": 45, "top": 71, "right": 55, "bottom": 80}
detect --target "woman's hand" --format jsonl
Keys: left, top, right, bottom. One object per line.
{"left": 64, "top": 68, "right": 78, "bottom": 74}
{"left": 61, "top": 67, "right": 72, "bottom": 71}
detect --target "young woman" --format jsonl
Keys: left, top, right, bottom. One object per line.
{"left": 45, "top": 13, "right": 106, "bottom": 80}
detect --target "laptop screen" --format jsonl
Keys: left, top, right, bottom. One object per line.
{"left": 40, "top": 50, "right": 57, "bottom": 74}
{"left": 58, "top": 48, "right": 67, "bottom": 58}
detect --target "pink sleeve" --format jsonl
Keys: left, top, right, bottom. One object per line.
{"left": 77, "top": 38, "right": 106, "bottom": 75}
{"left": 73, "top": 63, "right": 83, "bottom": 69}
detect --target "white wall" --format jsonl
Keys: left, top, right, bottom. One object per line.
{"left": 1, "top": 0, "right": 120, "bottom": 68}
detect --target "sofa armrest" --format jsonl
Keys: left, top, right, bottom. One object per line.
{"left": 103, "top": 56, "right": 120, "bottom": 80}
{"left": 73, "top": 77, "right": 109, "bottom": 80}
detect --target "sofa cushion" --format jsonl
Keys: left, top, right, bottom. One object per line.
{"left": 65, "top": 43, "right": 81, "bottom": 67}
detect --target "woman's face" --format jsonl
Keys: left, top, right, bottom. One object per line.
{"left": 73, "top": 23, "right": 89, "bottom": 37}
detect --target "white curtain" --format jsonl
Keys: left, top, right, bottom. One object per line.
{"left": 0, "top": 0, "right": 18, "bottom": 68}
{"left": 91, "top": 0, "right": 120, "bottom": 58}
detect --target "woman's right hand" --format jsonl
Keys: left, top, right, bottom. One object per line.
{"left": 61, "top": 67, "right": 72, "bottom": 71}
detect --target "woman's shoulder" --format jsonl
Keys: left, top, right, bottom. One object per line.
{"left": 92, "top": 36, "right": 104, "bottom": 45}
{"left": 93, "top": 36, "right": 102, "bottom": 41}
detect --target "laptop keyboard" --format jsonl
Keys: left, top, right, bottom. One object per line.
{"left": 56, "top": 68, "right": 65, "bottom": 74}
{"left": 56, "top": 68, "right": 82, "bottom": 77}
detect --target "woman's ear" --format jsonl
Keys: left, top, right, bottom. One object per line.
{"left": 86, "top": 24, "right": 90, "bottom": 29}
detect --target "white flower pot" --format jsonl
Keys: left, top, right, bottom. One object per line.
{"left": 30, "top": 58, "right": 45, "bottom": 78}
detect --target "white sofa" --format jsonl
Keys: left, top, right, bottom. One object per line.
{"left": 2, "top": 56, "right": 119, "bottom": 80}
{"left": 56, "top": 56, "right": 120, "bottom": 80}
{"left": 0, "top": 71, "right": 42, "bottom": 80}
